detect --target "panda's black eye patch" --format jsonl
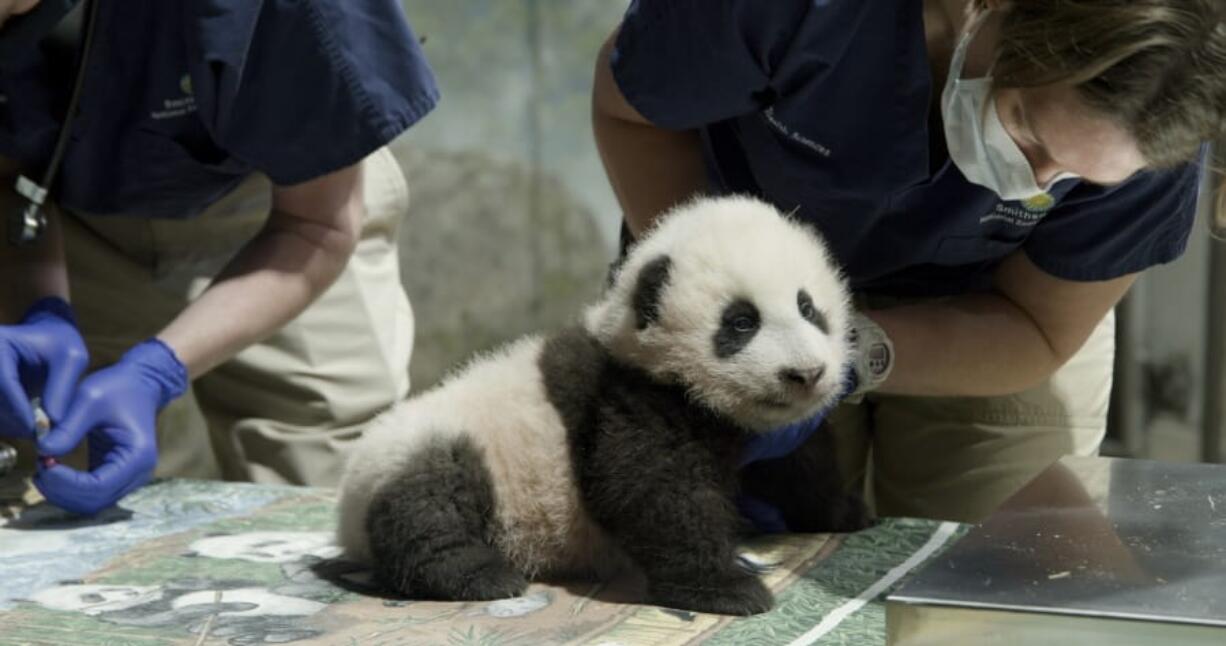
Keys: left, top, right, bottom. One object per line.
{"left": 798, "top": 289, "right": 828, "bottom": 334}
{"left": 714, "top": 299, "right": 760, "bottom": 358}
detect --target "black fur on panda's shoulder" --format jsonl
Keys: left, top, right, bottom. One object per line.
{"left": 540, "top": 326, "right": 773, "bottom": 615}
{"left": 581, "top": 356, "right": 748, "bottom": 494}
{"left": 540, "top": 325, "right": 610, "bottom": 438}
{"left": 538, "top": 326, "right": 749, "bottom": 509}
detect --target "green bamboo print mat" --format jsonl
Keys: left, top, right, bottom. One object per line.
{"left": 0, "top": 478, "right": 963, "bottom": 645}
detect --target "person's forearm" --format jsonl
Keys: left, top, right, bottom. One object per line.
{"left": 156, "top": 207, "right": 359, "bottom": 378}
{"left": 593, "top": 112, "right": 707, "bottom": 237}
{"left": 592, "top": 36, "right": 708, "bottom": 237}
{"left": 868, "top": 292, "right": 1071, "bottom": 398}
{"left": 0, "top": 162, "right": 70, "bottom": 323}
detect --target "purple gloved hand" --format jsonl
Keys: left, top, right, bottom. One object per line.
{"left": 739, "top": 366, "right": 858, "bottom": 467}
{"left": 0, "top": 297, "right": 88, "bottom": 439}
{"left": 34, "top": 338, "right": 188, "bottom": 516}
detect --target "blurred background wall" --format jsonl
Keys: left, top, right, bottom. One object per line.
{"left": 392, "top": 1, "right": 627, "bottom": 389}
{"left": 1110, "top": 155, "right": 1226, "bottom": 464}
{"left": 390, "top": 1, "right": 1226, "bottom": 464}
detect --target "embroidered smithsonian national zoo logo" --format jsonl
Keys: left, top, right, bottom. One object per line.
{"left": 979, "top": 192, "right": 1057, "bottom": 228}
{"left": 150, "top": 74, "right": 197, "bottom": 121}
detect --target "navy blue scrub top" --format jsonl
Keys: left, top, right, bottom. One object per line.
{"left": 0, "top": 0, "right": 439, "bottom": 219}
{"left": 611, "top": 0, "right": 1204, "bottom": 298}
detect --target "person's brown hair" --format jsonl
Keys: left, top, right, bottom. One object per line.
{"left": 976, "top": 0, "right": 1226, "bottom": 169}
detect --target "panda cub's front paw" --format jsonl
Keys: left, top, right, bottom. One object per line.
{"left": 374, "top": 555, "right": 529, "bottom": 602}
{"left": 447, "top": 561, "right": 530, "bottom": 601}
{"left": 649, "top": 574, "right": 774, "bottom": 616}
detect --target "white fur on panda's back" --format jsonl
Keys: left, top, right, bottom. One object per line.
{"left": 336, "top": 336, "right": 623, "bottom": 578}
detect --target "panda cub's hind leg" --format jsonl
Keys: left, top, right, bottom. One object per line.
{"left": 366, "top": 434, "right": 528, "bottom": 601}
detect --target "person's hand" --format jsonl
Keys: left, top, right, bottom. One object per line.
{"left": 0, "top": 297, "right": 88, "bottom": 439}
{"left": 736, "top": 405, "right": 840, "bottom": 534}
{"left": 34, "top": 338, "right": 187, "bottom": 515}
{"left": 737, "top": 366, "right": 858, "bottom": 533}
{"left": 739, "top": 367, "right": 858, "bottom": 467}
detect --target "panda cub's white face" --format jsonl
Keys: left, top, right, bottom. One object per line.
{"left": 585, "top": 196, "right": 851, "bottom": 432}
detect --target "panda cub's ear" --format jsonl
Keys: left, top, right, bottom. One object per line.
{"left": 632, "top": 255, "right": 672, "bottom": 330}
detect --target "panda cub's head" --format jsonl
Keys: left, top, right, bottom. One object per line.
{"left": 585, "top": 196, "right": 851, "bottom": 432}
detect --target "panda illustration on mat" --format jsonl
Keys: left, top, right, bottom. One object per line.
{"left": 337, "top": 195, "right": 870, "bottom": 616}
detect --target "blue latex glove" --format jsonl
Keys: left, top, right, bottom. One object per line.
{"left": 34, "top": 338, "right": 188, "bottom": 516}
{"left": 0, "top": 297, "right": 89, "bottom": 439}
{"left": 739, "top": 407, "right": 829, "bottom": 467}
{"left": 738, "top": 365, "right": 859, "bottom": 533}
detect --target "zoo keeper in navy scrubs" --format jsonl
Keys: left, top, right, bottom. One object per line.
{"left": 0, "top": 0, "right": 439, "bottom": 515}
{"left": 594, "top": 0, "right": 1226, "bottom": 523}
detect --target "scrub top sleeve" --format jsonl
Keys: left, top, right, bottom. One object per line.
{"left": 611, "top": 0, "right": 812, "bottom": 130}
{"left": 193, "top": 0, "right": 439, "bottom": 186}
{"left": 1023, "top": 159, "right": 1203, "bottom": 282}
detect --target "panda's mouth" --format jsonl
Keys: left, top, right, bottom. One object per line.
{"left": 755, "top": 395, "right": 800, "bottom": 410}
{"left": 756, "top": 387, "right": 831, "bottom": 411}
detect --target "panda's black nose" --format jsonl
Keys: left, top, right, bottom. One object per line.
{"left": 779, "top": 366, "right": 825, "bottom": 388}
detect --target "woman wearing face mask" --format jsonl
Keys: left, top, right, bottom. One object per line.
{"left": 592, "top": 0, "right": 1226, "bottom": 524}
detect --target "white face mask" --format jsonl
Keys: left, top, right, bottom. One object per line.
{"left": 941, "top": 11, "right": 1076, "bottom": 202}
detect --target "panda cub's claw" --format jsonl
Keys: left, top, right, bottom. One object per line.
{"left": 649, "top": 574, "right": 774, "bottom": 616}
{"left": 450, "top": 560, "right": 530, "bottom": 601}
{"left": 376, "top": 545, "right": 529, "bottom": 602}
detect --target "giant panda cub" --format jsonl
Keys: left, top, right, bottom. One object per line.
{"left": 337, "top": 195, "right": 870, "bottom": 616}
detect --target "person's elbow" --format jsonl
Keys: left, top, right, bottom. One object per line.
{"left": 268, "top": 163, "right": 366, "bottom": 287}
{"left": 313, "top": 202, "right": 362, "bottom": 261}
{"left": 991, "top": 251, "right": 1135, "bottom": 393}
{"left": 1023, "top": 342, "right": 1075, "bottom": 394}
{"left": 1001, "top": 304, "right": 1095, "bottom": 394}
{"left": 273, "top": 164, "right": 363, "bottom": 243}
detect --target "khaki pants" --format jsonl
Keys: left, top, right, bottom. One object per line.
{"left": 48, "top": 147, "right": 413, "bottom": 487}
{"left": 830, "top": 310, "right": 1115, "bottom": 523}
